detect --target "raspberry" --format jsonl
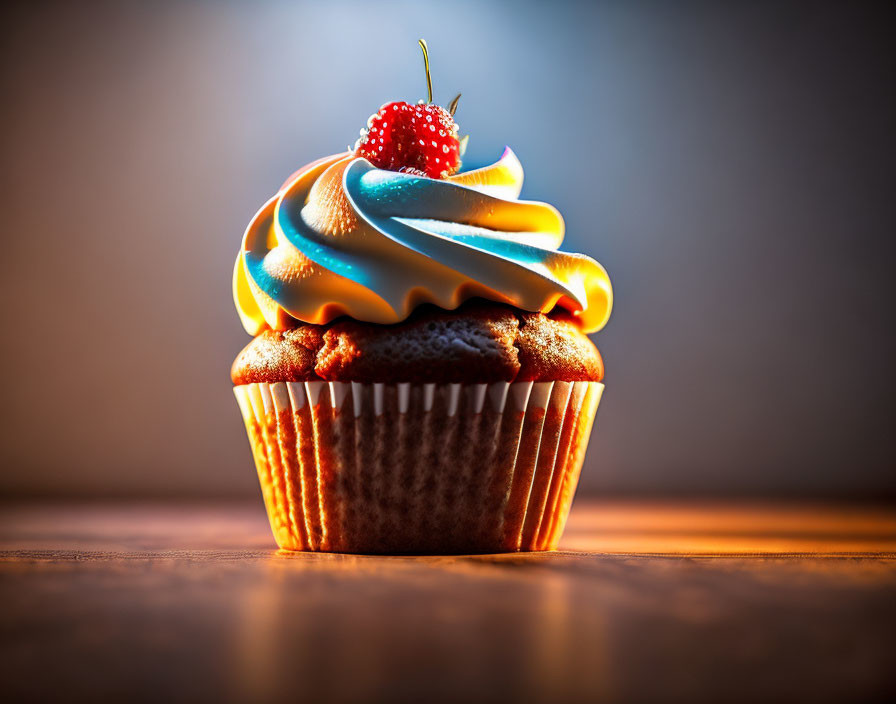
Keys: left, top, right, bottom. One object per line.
{"left": 355, "top": 101, "right": 461, "bottom": 179}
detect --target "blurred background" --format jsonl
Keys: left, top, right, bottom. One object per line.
{"left": 1, "top": 0, "right": 893, "bottom": 500}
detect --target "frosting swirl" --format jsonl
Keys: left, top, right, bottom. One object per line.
{"left": 234, "top": 148, "right": 613, "bottom": 334}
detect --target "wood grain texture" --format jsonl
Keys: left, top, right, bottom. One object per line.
{"left": 2, "top": 500, "right": 895, "bottom": 703}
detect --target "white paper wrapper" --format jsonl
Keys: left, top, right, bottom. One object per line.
{"left": 234, "top": 380, "right": 603, "bottom": 554}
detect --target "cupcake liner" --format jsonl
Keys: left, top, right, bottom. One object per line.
{"left": 234, "top": 379, "right": 603, "bottom": 554}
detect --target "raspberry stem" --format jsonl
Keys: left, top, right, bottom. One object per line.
{"left": 418, "top": 38, "right": 433, "bottom": 103}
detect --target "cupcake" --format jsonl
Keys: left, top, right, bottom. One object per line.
{"left": 231, "top": 43, "right": 613, "bottom": 553}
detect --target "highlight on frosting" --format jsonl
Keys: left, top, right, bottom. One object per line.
{"left": 234, "top": 148, "right": 613, "bottom": 335}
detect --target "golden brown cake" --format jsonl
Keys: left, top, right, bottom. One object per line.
{"left": 232, "top": 300, "right": 604, "bottom": 385}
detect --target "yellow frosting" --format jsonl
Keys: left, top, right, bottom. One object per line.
{"left": 234, "top": 148, "right": 613, "bottom": 334}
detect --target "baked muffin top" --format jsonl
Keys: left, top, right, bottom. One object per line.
{"left": 232, "top": 300, "right": 603, "bottom": 385}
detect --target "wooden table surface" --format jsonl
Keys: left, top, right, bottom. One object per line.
{"left": 2, "top": 499, "right": 895, "bottom": 703}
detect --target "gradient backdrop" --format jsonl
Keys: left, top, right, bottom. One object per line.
{"left": 1, "top": 0, "right": 893, "bottom": 498}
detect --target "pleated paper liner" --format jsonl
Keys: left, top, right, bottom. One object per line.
{"left": 234, "top": 380, "right": 603, "bottom": 554}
